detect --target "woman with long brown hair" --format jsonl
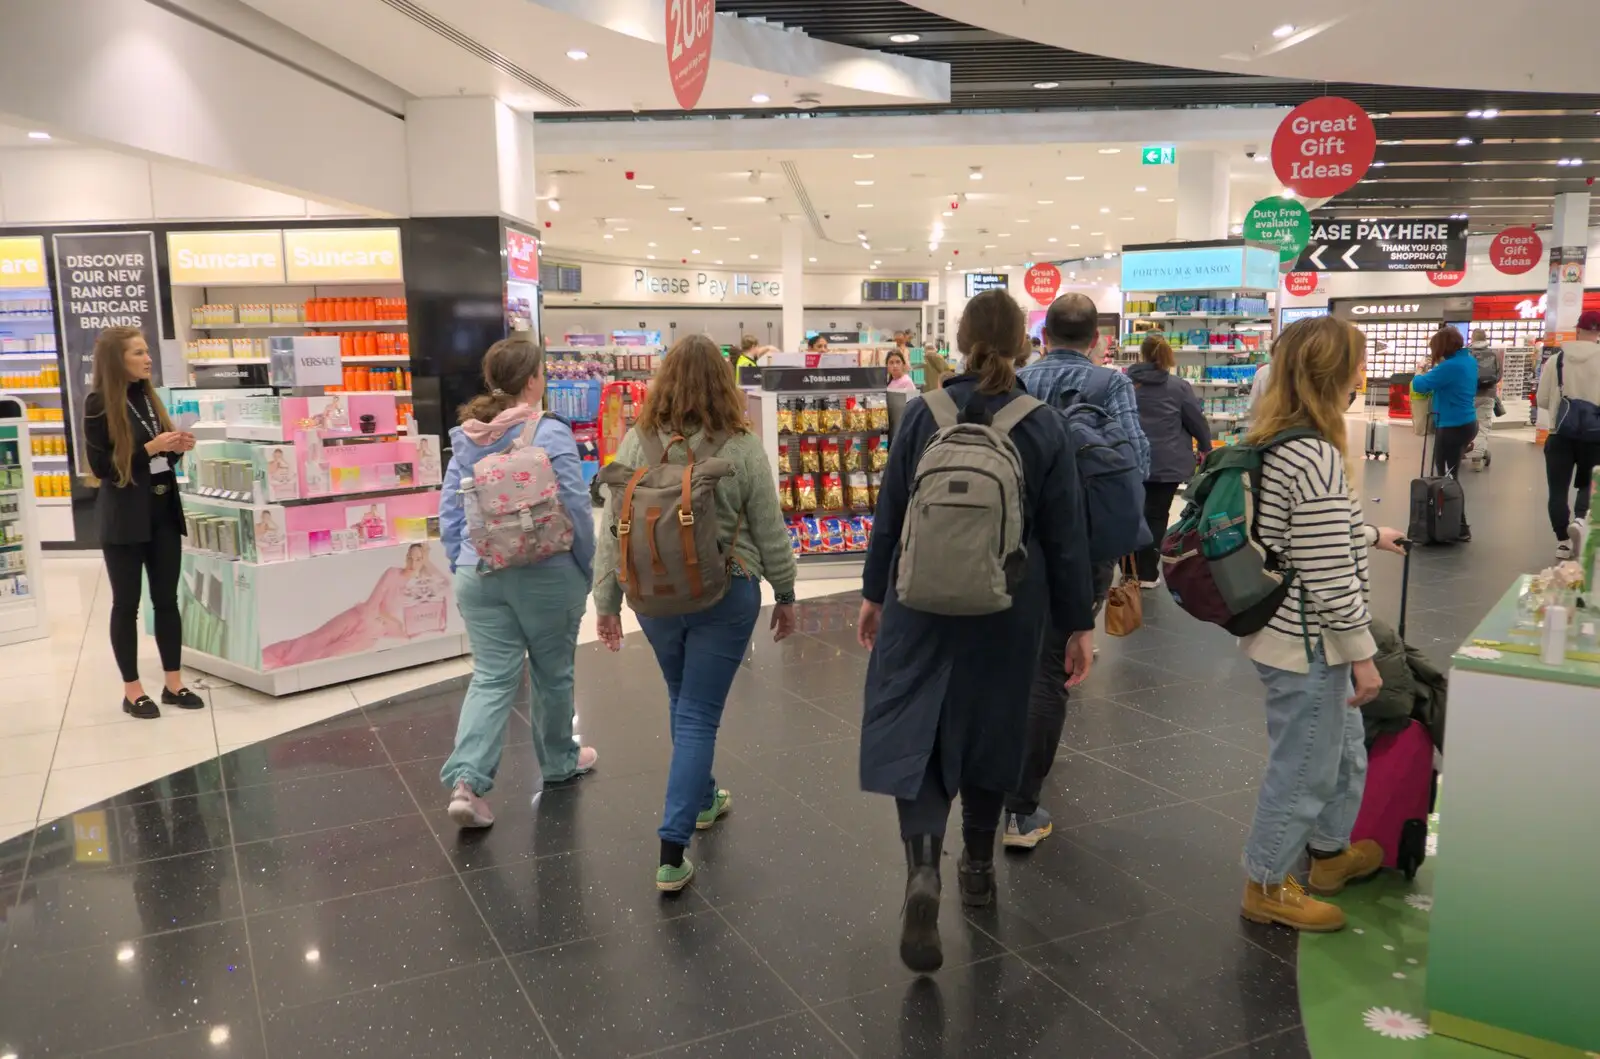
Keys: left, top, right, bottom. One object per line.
{"left": 1127, "top": 333, "right": 1211, "bottom": 586}
{"left": 592, "top": 334, "right": 797, "bottom": 892}
{"left": 857, "top": 288, "right": 1097, "bottom": 972}
{"left": 1237, "top": 317, "right": 1406, "bottom": 933}
{"left": 83, "top": 326, "right": 199, "bottom": 719}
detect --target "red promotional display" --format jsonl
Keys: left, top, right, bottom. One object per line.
{"left": 1284, "top": 272, "right": 1318, "bottom": 297}
{"left": 1024, "top": 263, "right": 1062, "bottom": 305}
{"left": 1427, "top": 269, "right": 1466, "bottom": 288}
{"left": 1271, "top": 96, "right": 1376, "bottom": 198}
{"left": 505, "top": 229, "right": 538, "bottom": 282}
{"left": 1489, "top": 227, "right": 1543, "bottom": 275}
{"left": 666, "top": 0, "right": 715, "bottom": 109}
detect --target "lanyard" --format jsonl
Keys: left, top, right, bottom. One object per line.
{"left": 129, "top": 392, "right": 160, "bottom": 440}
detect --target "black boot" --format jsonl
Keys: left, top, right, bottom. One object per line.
{"left": 957, "top": 837, "right": 996, "bottom": 908}
{"left": 900, "top": 835, "right": 943, "bottom": 973}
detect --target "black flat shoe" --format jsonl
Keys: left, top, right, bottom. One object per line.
{"left": 161, "top": 686, "right": 205, "bottom": 710}
{"left": 123, "top": 696, "right": 160, "bottom": 720}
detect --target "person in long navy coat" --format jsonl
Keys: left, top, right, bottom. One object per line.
{"left": 857, "top": 289, "right": 1098, "bottom": 973}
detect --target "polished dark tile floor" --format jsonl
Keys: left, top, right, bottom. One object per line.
{"left": 0, "top": 428, "right": 1554, "bottom": 1058}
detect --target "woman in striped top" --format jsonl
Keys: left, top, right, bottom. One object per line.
{"left": 1239, "top": 318, "right": 1408, "bottom": 934}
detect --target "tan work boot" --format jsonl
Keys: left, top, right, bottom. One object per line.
{"left": 1307, "top": 840, "right": 1384, "bottom": 896}
{"left": 1241, "top": 876, "right": 1346, "bottom": 932}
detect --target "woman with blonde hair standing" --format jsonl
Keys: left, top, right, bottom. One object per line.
{"left": 83, "top": 327, "right": 199, "bottom": 719}
{"left": 1237, "top": 317, "right": 1407, "bottom": 933}
{"left": 592, "top": 334, "right": 797, "bottom": 892}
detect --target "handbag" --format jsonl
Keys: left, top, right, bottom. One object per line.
{"left": 1104, "top": 557, "right": 1144, "bottom": 637}
{"left": 1409, "top": 389, "right": 1435, "bottom": 437}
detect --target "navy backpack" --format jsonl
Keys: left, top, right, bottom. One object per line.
{"left": 1055, "top": 373, "right": 1149, "bottom": 562}
{"left": 1554, "top": 352, "right": 1600, "bottom": 443}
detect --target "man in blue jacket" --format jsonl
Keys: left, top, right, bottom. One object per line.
{"left": 1005, "top": 294, "right": 1151, "bottom": 849}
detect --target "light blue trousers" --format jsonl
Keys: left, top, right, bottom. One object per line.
{"left": 1243, "top": 644, "right": 1369, "bottom": 884}
{"left": 441, "top": 560, "right": 588, "bottom": 795}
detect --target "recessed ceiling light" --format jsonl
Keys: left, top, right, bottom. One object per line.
{"left": 1065, "top": 175, "right": 1085, "bottom": 181}
{"left": 1272, "top": 24, "right": 1296, "bottom": 38}
{"left": 1069, "top": 224, "right": 1080, "bottom": 230}
{"left": 1047, "top": 237, "right": 1059, "bottom": 243}
{"left": 751, "top": 93, "right": 770, "bottom": 104}
{"left": 715, "top": 259, "right": 724, "bottom": 264}
{"left": 870, "top": 264, "right": 879, "bottom": 269}
{"left": 855, "top": 179, "right": 875, "bottom": 186}
{"left": 1280, "top": 188, "right": 1296, "bottom": 199}
{"left": 635, "top": 183, "right": 655, "bottom": 190}
{"left": 1457, "top": 136, "right": 1475, "bottom": 145}
{"left": 808, "top": 256, "right": 817, "bottom": 262}
{"left": 942, "top": 211, "right": 953, "bottom": 217}
{"left": 1016, "top": 219, "right": 1031, "bottom": 224}
{"left": 729, "top": 236, "right": 741, "bottom": 241}
{"left": 1099, "top": 207, "right": 1111, "bottom": 213}
{"left": 1119, "top": 215, "right": 1135, "bottom": 221}
{"left": 566, "top": 49, "right": 589, "bottom": 60}
{"left": 546, "top": 198, "right": 561, "bottom": 212}
{"left": 1068, "top": 243, "right": 1081, "bottom": 247}
{"left": 1098, "top": 147, "right": 1122, "bottom": 154}
{"left": 1157, "top": 197, "right": 1175, "bottom": 203}
{"left": 647, "top": 254, "right": 656, "bottom": 259}
{"left": 1033, "top": 81, "right": 1060, "bottom": 90}
{"left": 969, "top": 169, "right": 984, "bottom": 181}
{"left": 1466, "top": 109, "right": 1483, "bottom": 118}
{"left": 603, "top": 234, "right": 614, "bottom": 240}
{"left": 984, "top": 244, "right": 998, "bottom": 249}
{"left": 1090, "top": 231, "right": 1103, "bottom": 236}
{"left": 1037, "top": 199, "right": 1054, "bottom": 205}
{"left": 26, "top": 131, "right": 50, "bottom": 141}
{"left": 615, "top": 227, "right": 630, "bottom": 232}
{"left": 857, "top": 203, "right": 874, "bottom": 208}
{"left": 647, "top": 241, "right": 657, "bottom": 247}
{"left": 873, "top": 259, "right": 883, "bottom": 265}
{"left": 889, "top": 32, "right": 921, "bottom": 43}
{"left": 1230, "top": 224, "right": 1244, "bottom": 234}
{"left": 998, "top": 232, "right": 1011, "bottom": 237}
{"left": 1134, "top": 186, "right": 1147, "bottom": 192}
{"left": 852, "top": 153, "right": 875, "bottom": 159}
{"left": 668, "top": 206, "right": 685, "bottom": 212}
{"left": 209, "top": 1027, "right": 231, "bottom": 1047}
{"left": 749, "top": 253, "right": 760, "bottom": 259}
{"left": 711, "top": 225, "right": 726, "bottom": 230}
{"left": 691, "top": 249, "right": 701, "bottom": 254}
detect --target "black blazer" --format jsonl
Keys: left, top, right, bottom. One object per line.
{"left": 84, "top": 388, "right": 186, "bottom": 546}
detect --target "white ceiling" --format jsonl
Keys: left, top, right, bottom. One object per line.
{"left": 905, "top": 0, "right": 1600, "bottom": 94}
{"left": 538, "top": 141, "right": 1285, "bottom": 272}
{"left": 0, "top": 123, "right": 68, "bottom": 148}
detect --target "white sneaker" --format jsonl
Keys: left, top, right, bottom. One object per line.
{"left": 1557, "top": 541, "right": 1575, "bottom": 561}
{"left": 1138, "top": 580, "right": 1161, "bottom": 590}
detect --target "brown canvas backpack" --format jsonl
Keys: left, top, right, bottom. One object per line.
{"left": 598, "top": 431, "right": 740, "bottom": 618}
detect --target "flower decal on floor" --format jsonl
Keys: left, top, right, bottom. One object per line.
{"left": 1364, "top": 1007, "right": 1432, "bottom": 1040}
{"left": 1405, "top": 894, "right": 1434, "bottom": 912}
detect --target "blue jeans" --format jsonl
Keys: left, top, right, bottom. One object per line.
{"left": 441, "top": 560, "right": 589, "bottom": 795}
{"left": 637, "top": 576, "right": 761, "bottom": 846}
{"left": 1243, "top": 645, "right": 1369, "bottom": 884}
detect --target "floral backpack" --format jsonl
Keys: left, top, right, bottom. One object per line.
{"left": 462, "top": 416, "right": 574, "bottom": 572}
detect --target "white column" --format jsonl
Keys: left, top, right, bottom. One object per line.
{"left": 1545, "top": 191, "right": 1592, "bottom": 339}
{"left": 781, "top": 220, "right": 805, "bottom": 351}
{"left": 1176, "top": 149, "right": 1231, "bottom": 241}
{"left": 405, "top": 98, "right": 538, "bottom": 227}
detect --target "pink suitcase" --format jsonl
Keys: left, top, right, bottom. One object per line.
{"left": 1351, "top": 720, "right": 1435, "bottom": 879}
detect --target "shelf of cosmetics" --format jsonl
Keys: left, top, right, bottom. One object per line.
{"left": 184, "top": 435, "right": 441, "bottom": 508}
{"left": 1124, "top": 294, "right": 1272, "bottom": 318}
{"left": 218, "top": 393, "right": 415, "bottom": 443}
{"left": 1122, "top": 328, "right": 1261, "bottom": 353}
{"left": 0, "top": 334, "right": 55, "bottom": 355}
{"left": 181, "top": 488, "right": 442, "bottom": 565}
{"left": 168, "top": 391, "right": 414, "bottom": 430}
{"left": 190, "top": 297, "right": 408, "bottom": 327}
{"left": 187, "top": 330, "right": 409, "bottom": 361}
{"left": 0, "top": 483, "right": 28, "bottom": 602}
{"left": 1, "top": 365, "right": 61, "bottom": 389}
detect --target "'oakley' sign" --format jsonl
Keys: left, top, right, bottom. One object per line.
{"left": 1272, "top": 96, "right": 1376, "bottom": 198}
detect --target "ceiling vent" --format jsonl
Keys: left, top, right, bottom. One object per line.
{"left": 375, "top": 0, "right": 581, "bottom": 108}
{"left": 793, "top": 94, "right": 822, "bottom": 110}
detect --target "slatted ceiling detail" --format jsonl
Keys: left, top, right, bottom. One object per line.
{"left": 1374, "top": 116, "right": 1600, "bottom": 140}
{"left": 1378, "top": 143, "right": 1600, "bottom": 163}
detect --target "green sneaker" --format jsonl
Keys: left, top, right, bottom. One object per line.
{"left": 695, "top": 788, "right": 732, "bottom": 830}
{"left": 656, "top": 856, "right": 695, "bottom": 892}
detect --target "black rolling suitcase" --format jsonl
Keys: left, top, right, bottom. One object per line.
{"left": 1407, "top": 414, "right": 1465, "bottom": 545}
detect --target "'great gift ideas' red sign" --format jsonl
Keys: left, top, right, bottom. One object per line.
{"left": 1272, "top": 97, "right": 1376, "bottom": 198}
{"left": 1284, "top": 272, "right": 1318, "bottom": 297}
{"left": 1024, "top": 263, "right": 1062, "bottom": 305}
{"left": 667, "top": 0, "right": 715, "bottom": 109}
{"left": 1490, "top": 227, "right": 1542, "bottom": 275}
{"left": 1427, "top": 269, "right": 1466, "bottom": 288}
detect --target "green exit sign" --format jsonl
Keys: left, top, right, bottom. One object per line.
{"left": 1141, "top": 145, "right": 1176, "bottom": 165}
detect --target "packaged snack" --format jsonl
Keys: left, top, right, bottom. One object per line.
{"left": 794, "top": 473, "right": 819, "bottom": 510}
{"left": 778, "top": 474, "right": 794, "bottom": 512}
{"left": 843, "top": 437, "right": 864, "bottom": 472}
{"left": 786, "top": 519, "right": 802, "bottom": 555}
{"left": 843, "top": 394, "right": 866, "bottom": 432}
{"left": 820, "top": 517, "right": 847, "bottom": 553}
{"left": 799, "top": 398, "right": 820, "bottom": 433}
{"left": 820, "top": 438, "right": 841, "bottom": 473}
{"left": 777, "top": 399, "right": 795, "bottom": 434}
{"left": 847, "top": 471, "right": 871, "bottom": 510}
{"left": 800, "top": 436, "right": 820, "bottom": 473}
{"left": 868, "top": 471, "right": 883, "bottom": 507}
{"left": 867, "top": 394, "right": 889, "bottom": 431}
{"left": 821, "top": 396, "right": 844, "bottom": 433}
{"left": 869, "top": 434, "right": 890, "bottom": 472}
{"left": 821, "top": 472, "right": 845, "bottom": 510}
{"left": 800, "top": 515, "right": 823, "bottom": 554}
{"left": 777, "top": 441, "right": 794, "bottom": 474}
{"left": 849, "top": 516, "right": 872, "bottom": 551}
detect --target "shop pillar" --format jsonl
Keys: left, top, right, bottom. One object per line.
{"left": 781, "top": 220, "right": 805, "bottom": 350}
{"left": 1544, "top": 191, "right": 1591, "bottom": 342}
{"left": 400, "top": 98, "right": 540, "bottom": 446}
{"left": 1176, "top": 150, "right": 1231, "bottom": 241}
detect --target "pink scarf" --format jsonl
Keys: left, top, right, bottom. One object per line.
{"left": 460, "top": 404, "right": 538, "bottom": 446}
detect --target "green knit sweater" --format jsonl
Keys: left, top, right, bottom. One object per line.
{"left": 592, "top": 426, "right": 797, "bottom": 616}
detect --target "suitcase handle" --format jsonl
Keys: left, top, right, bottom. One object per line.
{"left": 1417, "top": 411, "right": 1437, "bottom": 477}
{"left": 1396, "top": 540, "right": 1412, "bottom": 641}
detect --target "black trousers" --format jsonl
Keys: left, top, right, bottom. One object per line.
{"left": 102, "top": 503, "right": 183, "bottom": 684}
{"left": 1544, "top": 434, "right": 1600, "bottom": 540}
{"left": 1433, "top": 422, "right": 1478, "bottom": 532}
{"left": 1134, "top": 481, "right": 1181, "bottom": 583}
{"left": 896, "top": 735, "right": 1006, "bottom": 845}
{"left": 1004, "top": 560, "right": 1115, "bottom": 817}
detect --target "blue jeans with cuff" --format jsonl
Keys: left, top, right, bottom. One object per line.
{"left": 1243, "top": 644, "right": 1368, "bottom": 885}
{"left": 441, "top": 560, "right": 589, "bottom": 795}
{"left": 637, "top": 576, "right": 761, "bottom": 847}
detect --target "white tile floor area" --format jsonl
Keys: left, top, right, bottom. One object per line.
{"left": 0, "top": 554, "right": 861, "bottom": 845}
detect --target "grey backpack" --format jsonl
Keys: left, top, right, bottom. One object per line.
{"left": 597, "top": 431, "right": 738, "bottom": 618}
{"left": 895, "top": 389, "right": 1041, "bottom": 615}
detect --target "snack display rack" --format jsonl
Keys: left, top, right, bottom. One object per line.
{"left": 171, "top": 350, "right": 465, "bottom": 696}
{"left": 0, "top": 286, "right": 72, "bottom": 541}
{"left": 0, "top": 397, "right": 50, "bottom": 646}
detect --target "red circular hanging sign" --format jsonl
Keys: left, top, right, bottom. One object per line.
{"left": 666, "top": 0, "right": 715, "bottom": 109}
{"left": 1284, "top": 272, "right": 1319, "bottom": 297}
{"left": 1024, "top": 263, "right": 1062, "bottom": 305}
{"left": 1489, "top": 228, "right": 1542, "bottom": 275}
{"left": 1271, "top": 97, "right": 1376, "bottom": 198}
{"left": 1427, "top": 269, "right": 1466, "bottom": 288}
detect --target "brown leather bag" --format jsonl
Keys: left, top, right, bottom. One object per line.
{"left": 1103, "top": 557, "right": 1144, "bottom": 637}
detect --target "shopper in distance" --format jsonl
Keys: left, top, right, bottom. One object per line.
{"left": 1537, "top": 310, "right": 1600, "bottom": 561}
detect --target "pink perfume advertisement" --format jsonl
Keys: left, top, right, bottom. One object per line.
{"left": 257, "top": 541, "right": 460, "bottom": 670}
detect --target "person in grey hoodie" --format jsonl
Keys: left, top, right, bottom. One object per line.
{"left": 1127, "top": 333, "right": 1211, "bottom": 585}
{"left": 1538, "top": 311, "right": 1600, "bottom": 558}
{"left": 438, "top": 337, "right": 598, "bottom": 829}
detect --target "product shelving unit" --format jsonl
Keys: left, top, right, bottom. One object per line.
{"left": 0, "top": 397, "right": 50, "bottom": 645}
{"left": 0, "top": 286, "right": 71, "bottom": 539}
